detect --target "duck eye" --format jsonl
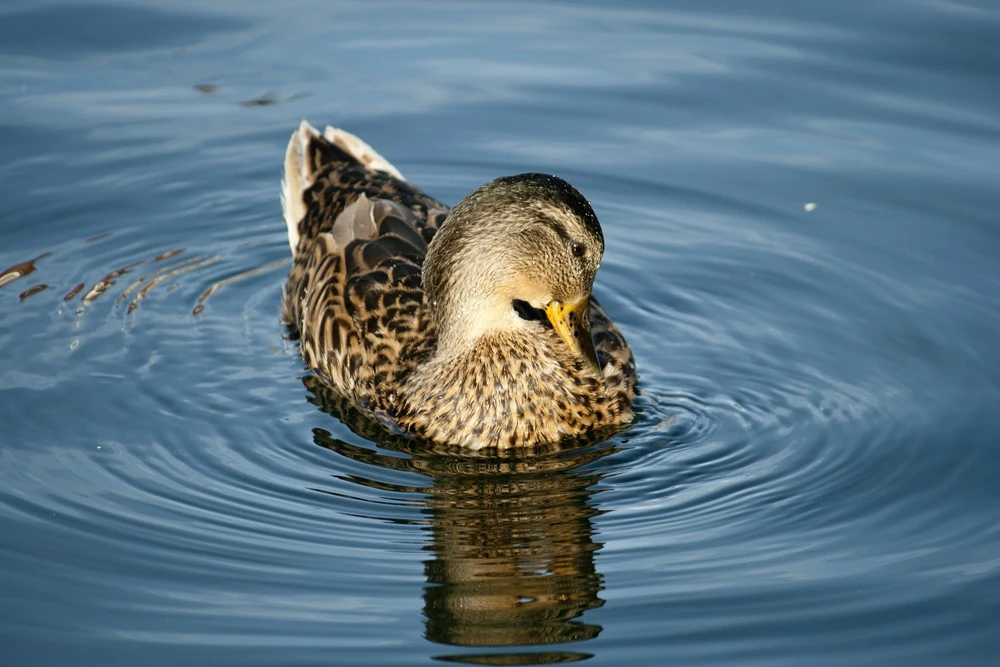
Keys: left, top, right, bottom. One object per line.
{"left": 571, "top": 242, "right": 586, "bottom": 258}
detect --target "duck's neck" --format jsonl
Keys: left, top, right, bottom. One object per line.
{"left": 430, "top": 297, "right": 528, "bottom": 356}
{"left": 400, "top": 330, "right": 570, "bottom": 449}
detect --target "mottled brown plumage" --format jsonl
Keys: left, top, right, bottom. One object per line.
{"left": 282, "top": 121, "right": 635, "bottom": 449}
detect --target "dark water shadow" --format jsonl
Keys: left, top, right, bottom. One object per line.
{"left": 307, "top": 377, "right": 614, "bottom": 666}
{"left": 0, "top": 4, "right": 250, "bottom": 59}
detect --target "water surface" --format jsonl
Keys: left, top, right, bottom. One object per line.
{"left": 2, "top": 1, "right": 999, "bottom": 665}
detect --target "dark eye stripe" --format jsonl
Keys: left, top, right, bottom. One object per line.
{"left": 539, "top": 216, "right": 571, "bottom": 243}
{"left": 535, "top": 213, "right": 589, "bottom": 258}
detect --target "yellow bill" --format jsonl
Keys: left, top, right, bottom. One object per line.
{"left": 545, "top": 297, "right": 601, "bottom": 377}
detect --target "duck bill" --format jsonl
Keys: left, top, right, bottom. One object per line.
{"left": 545, "top": 297, "right": 602, "bottom": 377}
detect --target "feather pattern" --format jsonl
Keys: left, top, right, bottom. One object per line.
{"left": 282, "top": 121, "right": 635, "bottom": 449}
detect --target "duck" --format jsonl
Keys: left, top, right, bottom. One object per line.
{"left": 281, "top": 120, "right": 636, "bottom": 449}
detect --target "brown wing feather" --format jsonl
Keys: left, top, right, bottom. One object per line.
{"left": 282, "top": 131, "right": 447, "bottom": 417}
{"left": 590, "top": 297, "right": 637, "bottom": 399}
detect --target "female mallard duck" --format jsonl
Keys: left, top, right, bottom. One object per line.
{"left": 282, "top": 121, "right": 636, "bottom": 449}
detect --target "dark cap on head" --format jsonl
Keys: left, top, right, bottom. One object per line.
{"left": 489, "top": 173, "right": 604, "bottom": 246}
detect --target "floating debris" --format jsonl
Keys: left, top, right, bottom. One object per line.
{"left": 154, "top": 248, "right": 185, "bottom": 262}
{"left": 117, "top": 250, "right": 190, "bottom": 303}
{"left": 804, "top": 202, "right": 818, "bottom": 212}
{"left": 63, "top": 282, "right": 85, "bottom": 301}
{"left": 19, "top": 284, "right": 48, "bottom": 301}
{"left": 126, "top": 255, "right": 223, "bottom": 314}
{"left": 82, "top": 261, "right": 144, "bottom": 303}
{"left": 7, "top": 238, "right": 274, "bottom": 316}
{"left": 193, "top": 84, "right": 220, "bottom": 94}
{"left": 240, "top": 92, "right": 278, "bottom": 107}
{"left": 0, "top": 252, "right": 51, "bottom": 289}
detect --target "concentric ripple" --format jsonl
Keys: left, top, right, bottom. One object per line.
{"left": 3, "top": 1, "right": 1000, "bottom": 663}
{"left": 4, "top": 159, "right": 997, "bottom": 666}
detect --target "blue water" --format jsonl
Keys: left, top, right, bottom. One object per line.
{"left": 2, "top": 1, "right": 999, "bottom": 665}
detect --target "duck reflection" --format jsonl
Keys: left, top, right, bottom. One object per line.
{"left": 306, "top": 376, "right": 615, "bottom": 663}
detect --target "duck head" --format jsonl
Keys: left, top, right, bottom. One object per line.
{"left": 423, "top": 173, "right": 605, "bottom": 375}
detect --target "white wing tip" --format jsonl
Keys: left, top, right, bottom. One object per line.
{"left": 281, "top": 120, "right": 405, "bottom": 255}
{"left": 281, "top": 120, "right": 322, "bottom": 254}
{"left": 322, "top": 125, "right": 406, "bottom": 181}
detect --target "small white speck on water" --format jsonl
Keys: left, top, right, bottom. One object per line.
{"left": 804, "top": 202, "right": 818, "bottom": 212}
{"left": 96, "top": 446, "right": 102, "bottom": 449}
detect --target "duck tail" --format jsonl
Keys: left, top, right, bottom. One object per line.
{"left": 281, "top": 120, "right": 406, "bottom": 254}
